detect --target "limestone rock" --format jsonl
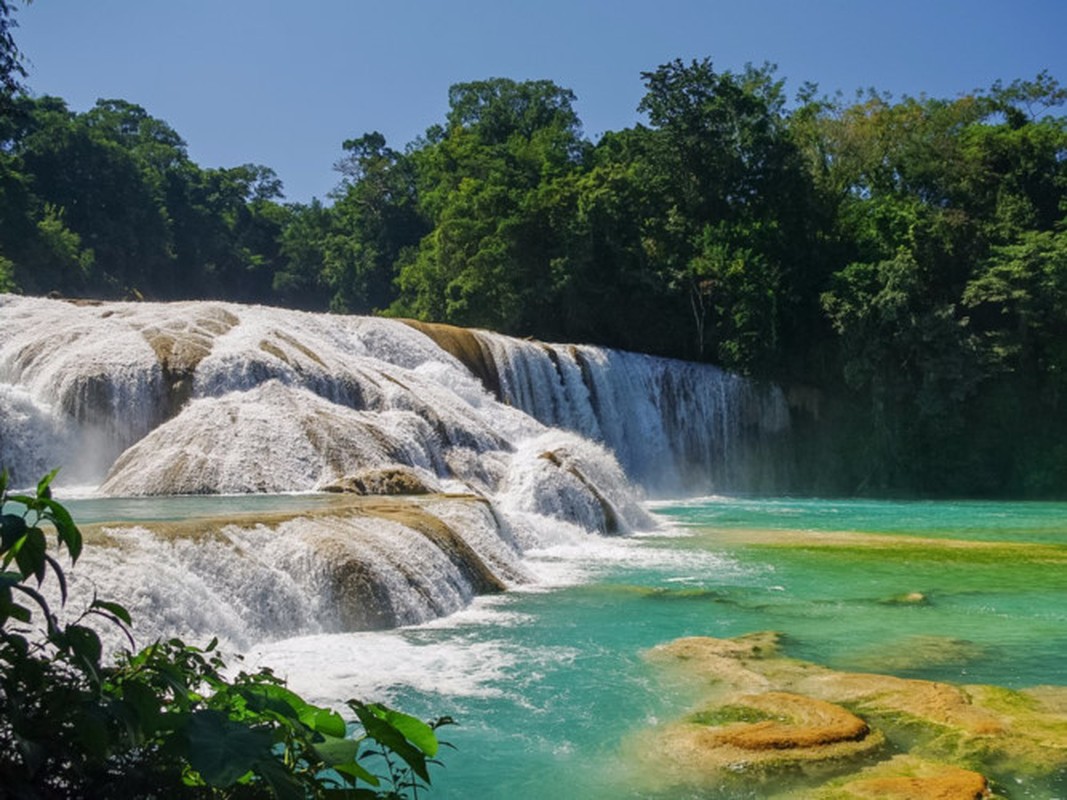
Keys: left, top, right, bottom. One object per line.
{"left": 321, "top": 467, "right": 437, "bottom": 496}
{"left": 645, "top": 690, "right": 883, "bottom": 783}
{"left": 633, "top": 632, "right": 1067, "bottom": 797}
{"left": 819, "top": 755, "right": 991, "bottom": 799}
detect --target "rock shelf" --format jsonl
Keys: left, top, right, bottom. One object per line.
{"left": 629, "top": 631, "right": 1067, "bottom": 798}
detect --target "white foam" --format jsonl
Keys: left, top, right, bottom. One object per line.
{"left": 243, "top": 631, "right": 521, "bottom": 704}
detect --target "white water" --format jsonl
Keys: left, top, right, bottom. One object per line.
{"left": 0, "top": 294, "right": 790, "bottom": 646}
{"left": 476, "top": 334, "right": 790, "bottom": 492}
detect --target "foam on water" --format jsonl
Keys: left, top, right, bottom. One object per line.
{"left": 241, "top": 598, "right": 536, "bottom": 705}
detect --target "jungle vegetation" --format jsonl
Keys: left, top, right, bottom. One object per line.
{"left": 1, "top": 4, "right": 1065, "bottom": 496}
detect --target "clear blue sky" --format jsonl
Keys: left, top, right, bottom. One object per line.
{"left": 16, "top": 0, "right": 1067, "bottom": 204}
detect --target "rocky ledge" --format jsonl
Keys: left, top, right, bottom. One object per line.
{"left": 625, "top": 631, "right": 1067, "bottom": 799}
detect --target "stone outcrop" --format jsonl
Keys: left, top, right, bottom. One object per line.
{"left": 320, "top": 467, "right": 437, "bottom": 496}
{"left": 831, "top": 756, "right": 990, "bottom": 799}
{"left": 646, "top": 690, "right": 884, "bottom": 783}
{"left": 629, "top": 631, "right": 1067, "bottom": 798}
{"left": 399, "top": 318, "right": 502, "bottom": 399}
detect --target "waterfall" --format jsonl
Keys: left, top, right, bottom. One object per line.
{"left": 0, "top": 294, "right": 791, "bottom": 645}
{"left": 410, "top": 324, "right": 791, "bottom": 494}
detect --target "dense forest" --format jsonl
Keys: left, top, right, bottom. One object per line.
{"left": 1, "top": 6, "right": 1065, "bottom": 497}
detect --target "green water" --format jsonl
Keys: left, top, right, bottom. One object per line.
{"left": 57, "top": 492, "right": 338, "bottom": 523}
{"left": 28, "top": 493, "right": 1067, "bottom": 796}
{"left": 343, "top": 496, "right": 1067, "bottom": 799}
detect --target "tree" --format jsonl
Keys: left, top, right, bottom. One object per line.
{"left": 635, "top": 59, "right": 822, "bottom": 372}
{"left": 792, "top": 73, "right": 1067, "bottom": 494}
{"left": 271, "top": 199, "right": 332, "bottom": 309}
{"left": 322, "top": 132, "right": 426, "bottom": 313}
{"left": 552, "top": 129, "right": 679, "bottom": 352}
{"left": 0, "top": 0, "right": 28, "bottom": 108}
{"left": 391, "top": 78, "right": 587, "bottom": 334}
{"left": 7, "top": 96, "right": 176, "bottom": 296}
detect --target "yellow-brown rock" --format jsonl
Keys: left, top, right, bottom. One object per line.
{"left": 633, "top": 632, "right": 1067, "bottom": 797}
{"left": 817, "top": 755, "right": 992, "bottom": 799}
{"left": 844, "top": 771, "right": 989, "bottom": 800}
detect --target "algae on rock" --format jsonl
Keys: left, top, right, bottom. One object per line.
{"left": 627, "top": 631, "right": 1067, "bottom": 798}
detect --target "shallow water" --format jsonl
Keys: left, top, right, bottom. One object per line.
{"left": 240, "top": 496, "right": 1067, "bottom": 799}
{"left": 58, "top": 492, "right": 339, "bottom": 523}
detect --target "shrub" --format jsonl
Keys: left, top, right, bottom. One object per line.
{"left": 0, "top": 468, "right": 451, "bottom": 798}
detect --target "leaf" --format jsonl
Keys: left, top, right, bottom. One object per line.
{"left": 239, "top": 682, "right": 307, "bottom": 722}
{"left": 36, "top": 468, "right": 59, "bottom": 499}
{"left": 14, "top": 527, "right": 46, "bottom": 583}
{"left": 43, "top": 553, "right": 68, "bottom": 605}
{"left": 255, "top": 759, "right": 308, "bottom": 800}
{"left": 379, "top": 707, "right": 440, "bottom": 757}
{"left": 1, "top": 513, "right": 27, "bottom": 552}
{"left": 0, "top": 570, "right": 21, "bottom": 588}
{"left": 186, "top": 709, "right": 272, "bottom": 787}
{"left": 40, "top": 497, "right": 82, "bottom": 562}
{"left": 332, "top": 759, "right": 381, "bottom": 786}
{"left": 118, "top": 678, "right": 165, "bottom": 739}
{"left": 12, "top": 578, "right": 54, "bottom": 629}
{"left": 65, "top": 624, "right": 103, "bottom": 667}
{"left": 313, "top": 738, "right": 364, "bottom": 772}
{"left": 350, "top": 702, "right": 431, "bottom": 783}
{"left": 307, "top": 706, "right": 347, "bottom": 738}
{"left": 91, "top": 598, "right": 133, "bottom": 627}
{"left": 73, "top": 706, "right": 112, "bottom": 760}
{"left": 3, "top": 596, "right": 32, "bottom": 623}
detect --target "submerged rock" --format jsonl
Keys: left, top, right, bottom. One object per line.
{"left": 632, "top": 631, "right": 1067, "bottom": 797}
{"left": 838, "top": 634, "right": 985, "bottom": 674}
{"left": 882, "top": 590, "right": 929, "bottom": 605}
{"left": 824, "top": 755, "right": 991, "bottom": 799}
{"left": 644, "top": 690, "right": 883, "bottom": 785}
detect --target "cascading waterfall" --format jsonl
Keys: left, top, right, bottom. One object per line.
{"left": 413, "top": 325, "right": 792, "bottom": 493}
{"left": 0, "top": 294, "right": 791, "bottom": 648}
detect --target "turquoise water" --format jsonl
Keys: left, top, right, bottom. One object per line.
{"left": 298, "top": 496, "right": 1067, "bottom": 799}
{"left": 57, "top": 493, "right": 338, "bottom": 523}
{"left": 656, "top": 495, "right": 1067, "bottom": 544}
{"left": 21, "top": 494, "right": 1067, "bottom": 797}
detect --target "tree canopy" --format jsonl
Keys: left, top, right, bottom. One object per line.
{"left": 1, "top": 49, "right": 1065, "bottom": 496}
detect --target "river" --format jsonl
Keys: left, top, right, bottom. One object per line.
{"left": 226, "top": 495, "right": 1067, "bottom": 799}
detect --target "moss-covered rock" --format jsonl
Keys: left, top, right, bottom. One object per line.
{"left": 814, "top": 754, "right": 993, "bottom": 799}
{"left": 634, "top": 632, "right": 1067, "bottom": 797}
{"left": 320, "top": 466, "right": 437, "bottom": 496}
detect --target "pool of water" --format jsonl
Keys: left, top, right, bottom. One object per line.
{"left": 56, "top": 492, "right": 339, "bottom": 523}
{"left": 242, "top": 496, "right": 1067, "bottom": 799}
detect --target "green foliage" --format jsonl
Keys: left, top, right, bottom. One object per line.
{"left": 389, "top": 77, "right": 587, "bottom": 335}
{"left": 2, "top": 52, "right": 1066, "bottom": 496}
{"left": 0, "top": 0, "right": 29, "bottom": 106}
{"left": 0, "top": 470, "right": 452, "bottom": 798}
{"left": 0, "top": 95, "right": 290, "bottom": 301}
{"left": 632, "top": 58, "right": 824, "bottom": 370}
{"left": 0, "top": 251, "right": 16, "bottom": 292}
{"left": 801, "top": 73, "right": 1067, "bottom": 495}
{"left": 688, "top": 705, "right": 785, "bottom": 726}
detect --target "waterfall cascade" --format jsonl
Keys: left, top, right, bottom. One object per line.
{"left": 0, "top": 295, "right": 791, "bottom": 646}
{"left": 411, "top": 322, "right": 790, "bottom": 493}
